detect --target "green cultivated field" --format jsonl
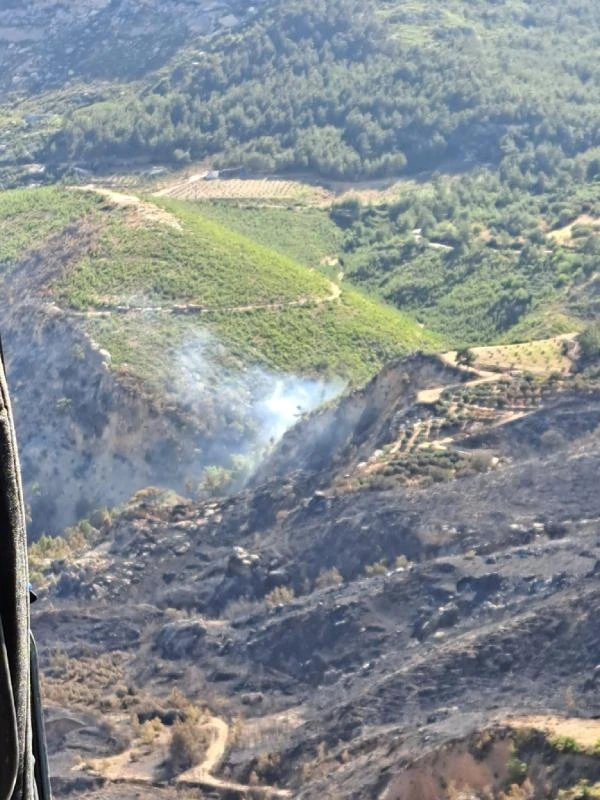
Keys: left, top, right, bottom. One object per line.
{"left": 0, "top": 188, "right": 102, "bottom": 268}
{"left": 56, "top": 198, "right": 334, "bottom": 310}
{"left": 192, "top": 203, "right": 344, "bottom": 269}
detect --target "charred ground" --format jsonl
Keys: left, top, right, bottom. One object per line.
{"left": 30, "top": 349, "right": 600, "bottom": 799}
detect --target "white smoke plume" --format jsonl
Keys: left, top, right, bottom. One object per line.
{"left": 172, "top": 330, "right": 345, "bottom": 487}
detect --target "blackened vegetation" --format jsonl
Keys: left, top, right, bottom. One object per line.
{"left": 33, "top": 353, "right": 600, "bottom": 798}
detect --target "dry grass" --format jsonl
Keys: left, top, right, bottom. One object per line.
{"left": 42, "top": 651, "right": 129, "bottom": 710}
{"left": 265, "top": 586, "right": 295, "bottom": 607}
{"left": 443, "top": 335, "right": 576, "bottom": 376}
{"left": 155, "top": 175, "right": 326, "bottom": 203}
{"left": 546, "top": 214, "right": 600, "bottom": 246}
{"left": 153, "top": 169, "right": 419, "bottom": 206}
{"left": 506, "top": 715, "right": 600, "bottom": 751}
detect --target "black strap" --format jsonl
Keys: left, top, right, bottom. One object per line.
{"left": 0, "top": 615, "right": 19, "bottom": 800}
{"left": 30, "top": 633, "right": 51, "bottom": 800}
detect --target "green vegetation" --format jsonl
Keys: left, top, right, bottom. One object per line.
{"left": 505, "top": 756, "right": 528, "bottom": 786}
{"left": 578, "top": 324, "right": 600, "bottom": 364}
{"left": 56, "top": 197, "right": 334, "bottom": 309}
{"left": 330, "top": 170, "right": 600, "bottom": 346}
{"left": 0, "top": 187, "right": 101, "bottom": 268}
{"left": 191, "top": 203, "right": 344, "bottom": 269}
{"left": 549, "top": 735, "right": 582, "bottom": 754}
{"left": 0, "top": 187, "right": 436, "bottom": 386}
{"left": 208, "top": 285, "right": 439, "bottom": 380}
{"left": 4, "top": 0, "right": 600, "bottom": 353}
{"left": 42, "top": 0, "right": 600, "bottom": 183}
{"left": 83, "top": 282, "right": 438, "bottom": 387}
{"left": 28, "top": 517, "right": 105, "bottom": 586}
{"left": 70, "top": 196, "right": 437, "bottom": 385}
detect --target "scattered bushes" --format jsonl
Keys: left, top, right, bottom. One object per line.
{"left": 314, "top": 568, "right": 344, "bottom": 589}
{"left": 549, "top": 735, "right": 581, "bottom": 754}
{"left": 578, "top": 325, "right": 600, "bottom": 364}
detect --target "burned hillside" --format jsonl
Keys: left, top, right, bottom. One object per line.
{"left": 29, "top": 351, "right": 600, "bottom": 799}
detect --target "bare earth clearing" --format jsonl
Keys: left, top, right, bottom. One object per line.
{"left": 506, "top": 716, "right": 600, "bottom": 750}
{"left": 73, "top": 185, "right": 182, "bottom": 230}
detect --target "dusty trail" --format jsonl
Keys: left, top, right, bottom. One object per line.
{"left": 416, "top": 372, "right": 499, "bottom": 406}
{"left": 88, "top": 713, "right": 290, "bottom": 798}
{"left": 174, "top": 715, "right": 291, "bottom": 798}
{"left": 63, "top": 274, "right": 341, "bottom": 319}
{"left": 176, "top": 716, "right": 228, "bottom": 781}
{"left": 73, "top": 185, "right": 183, "bottom": 230}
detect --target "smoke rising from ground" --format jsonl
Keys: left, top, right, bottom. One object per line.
{"left": 173, "top": 331, "right": 345, "bottom": 487}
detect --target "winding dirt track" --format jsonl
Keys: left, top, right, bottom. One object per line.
{"left": 66, "top": 276, "right": 340, "bottom": 319}
{"left": 175, "top": 716, "right": 291, "bottom": 798}
{"left": 67, "top": 186, "right": 342, "bottom": 318}
{"left": 89, "top": 714, "right": 290, "bottom": 798}
{"left": 176, "top": 716, "right": 228, "bottom": 781}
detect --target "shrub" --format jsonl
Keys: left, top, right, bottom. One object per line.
{"left": 365, "top": 560, "right": 388, "bottom": 576}
{"left": 90, "top": 506, "right": 112, "bottom": 528}
{"left": 456, "top": 348, "right": 476, "bottom": 366}
{"left": 315, "top": 568, "right": 344, "bottom": 589}
{"left": 265, "top": 586, "right": 295, "bottom": 607}
{"left": 139, "top": 719, "right": 163, "bottom": 746}
{"left": 506, "top": 756, "right": 528, "bottom": 785}
{"left": 550, "top": 735, "right": 580, "bottom": 753}
{"left": 168, "top": 719, "right": 208, "bottom": 776}
{"left": 540, "top": 428, "right": 565, "bottom": 451}
{"left": 578, "top": 324, "right": 600, "bottom": 363}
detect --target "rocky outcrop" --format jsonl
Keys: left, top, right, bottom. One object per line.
{"left": 0, "top": 0, "right": 259, "bottom": 98}
{"left": 4, "top": 302, "right": 218, "bottom": 535}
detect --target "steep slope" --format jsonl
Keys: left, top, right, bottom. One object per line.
{"left": 1, "top": 186, "right": 435, "bottom": 535}
{"left": 31, "top": 350, "right": 600, "bottom": 799}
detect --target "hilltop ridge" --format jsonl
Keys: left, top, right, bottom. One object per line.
{"left": 0, "top": 184, "right": 435, "bottom": 535}
{"left": 3, "top": 2, "right": 600, "bottom": 797}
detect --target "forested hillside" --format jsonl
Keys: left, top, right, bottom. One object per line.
{"left": 3, "top": 0, "right": 600, "bottom": 346}
{"left": 42, "top": 0, "right": 600, "bottom": 180}
{"left": 326, "top": 168, "right": 600, "bottom": 344}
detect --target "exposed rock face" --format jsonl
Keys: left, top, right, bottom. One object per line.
{"left": 155, "top": 618, "right": 207, "bottom": 660}
{"left": 3, "top": 302, "right": 211, "bottom": 535}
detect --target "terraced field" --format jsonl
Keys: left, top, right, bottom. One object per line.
{"left": 345, "top": 363, "right": 581, "bottom": 493}
{"left": 463, "top": 336, "right": 578, "bottom": 375}
{"left": 155, "top": 175, "right": 327, "bottom": 203}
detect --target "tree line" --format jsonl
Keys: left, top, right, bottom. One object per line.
{"left": 43, "top": 0, "right": 600, "bottom": 180}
